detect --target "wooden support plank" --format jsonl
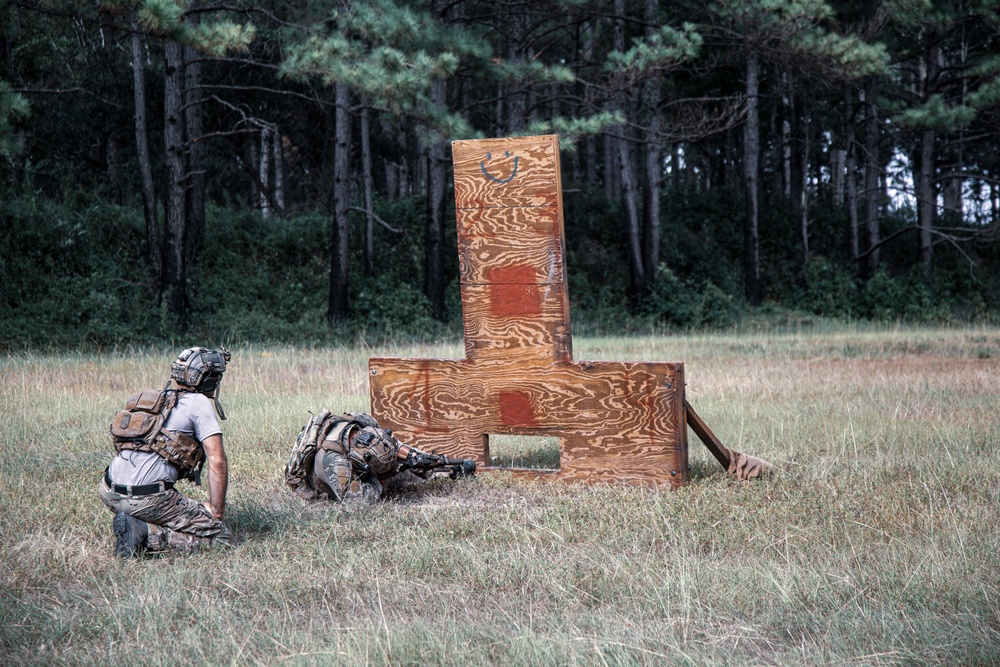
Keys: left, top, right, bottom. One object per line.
{"left": 684, "top": 400, "right": 731, "bottom": 470}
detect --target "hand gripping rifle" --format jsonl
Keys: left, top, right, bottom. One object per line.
{"left": 394, "top": 439, "right": 476, "bottom": 479}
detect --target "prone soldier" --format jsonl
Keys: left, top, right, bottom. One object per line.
{"left": 285, "top": 411, "right": 475, "bottom": 502}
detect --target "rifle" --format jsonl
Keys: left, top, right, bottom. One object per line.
{"left": 395, "top": 441, "right": 476, "bottom": 479}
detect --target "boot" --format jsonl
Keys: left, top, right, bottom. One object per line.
{"left": 112, "top": 511, "right": 149, "bottom": 559}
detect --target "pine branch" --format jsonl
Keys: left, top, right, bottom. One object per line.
{"left": 14, "top": 87, "right": 124, "bottom": 109}
{"left": 855, "top": 225, "right": 987, "bottom": 264}
{"left": 346, "top": 207, "right": 403, "bottom": 234}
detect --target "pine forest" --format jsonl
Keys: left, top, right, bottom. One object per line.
{"left": 2, "top": 0, "right": 999, "bottom": 347}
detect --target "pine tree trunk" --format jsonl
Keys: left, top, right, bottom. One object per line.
{"left": 100, "top": 29, "right": 122, "bottom": 205}
{"left": 506, "top": 12, "right": 527, "bottom": 133}
{"left": 398, "top": 124, "right": 410, "bottom": 198}
{"left": 259, "top": 126, "right": 272, "bottom": 219}
{"left": 725, "top": 129, "right": 736, "bottom": 188}
{"left": 790, "top": 87, "right": 804, "bottom": 212}
{"left": 328, "top": 82, "right": 351, "bottom": 324}
{"left": 831, "top": 148, "right": 845, "bottom": 205}
{"left": 105, "top": 136, "right": 121, "bottom": 204}
{"left": 941, "top": 161, "right": 963, "bottom": 224}
{"left": 845, "top": 85, "right": 859, "bottom": 273}
{"left": 585, "top": 135, "right": 597, "bottom": 187}
{"left": 863, "top": 75, "right": 880, "bottom": 278}
{"left": 918, "top": 126, "right": 935, "bottom": 274}
{"left": 619, "top": 130, "right": 645, "bottom": 300}
{"left": 781, "top": 72, "right": 793, "bottom": 199}
{"left": 131, "top": 20, "right": 159, "bottom": 280}
{"left": 917, "top": 44, "right": 938, "bottom": 276}
{"left": 385, "top": 158, "right": 398, "bottom": 203}
{"left": 425, "top": 80, "right": 448, "bottom": 321}
{"left": 248, "top": 136, "right": 260, "bottom": 209}
{"left": 800, "top": 99, "right": 810, "bottom": 275}
{"left": 743, "top": 50, "right": 761, "bottom": 306}
{"left": 670, "top": 143, "right": 680, "bottom": 193}
{"left": 273, "top": 127, "right": 285, "bottom": 214}
{"left": 361, "top": 100, "right": 374, "bottom": 276}
{"left": 943, "top": 37, "right": 966, "bottom": 226}
{"left": 183, "top": 3, "right": 205, "bottom": 261}
{"left": 640, "top": 0, "right": 661, "bottom": 284}
{"left": 603, "top": 119, "right": 616, "bottom": 202}
{"left": 612, "top": 0, "right": 644, "bottom": 300}
{"left": 163, "top": 41, "right": 187, "bottom": 321}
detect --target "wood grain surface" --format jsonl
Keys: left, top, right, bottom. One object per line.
{"left": 370, "top": 134, "right": 690, "bottom": 488}
{"left": 453, "top": 135, "right": 560, "bottom": 209}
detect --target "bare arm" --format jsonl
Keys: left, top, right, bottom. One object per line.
{"left": 201, "top": 433, "right": 228, "bottom": 519}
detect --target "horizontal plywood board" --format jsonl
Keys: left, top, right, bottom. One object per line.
{"left": 459, "top": 283, "right": 571, "bottom": 361}
{"left": 458, "top": 225, "right": 565, "bottom": 287}
{"left": 453, "top": 135, "right": 561, "bottom": 210}
{"left": 371, "top": 358, "right": 682, "bottom": 431}
{"left": 369, "top": 358, "right": 687, "bottom": 486}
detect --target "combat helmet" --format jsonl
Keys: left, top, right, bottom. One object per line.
{"left": 171, "top": 346, "right": 231, "bottom": 418}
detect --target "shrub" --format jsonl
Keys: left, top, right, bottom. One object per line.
{"left": 859, "top": 269, "right": 953, "bottom": 323}
{"left": 693, "top": 281, "right": 738, "bottom": 329}
{"left": 794, "top": 257, "right": 860, "bottom": 318}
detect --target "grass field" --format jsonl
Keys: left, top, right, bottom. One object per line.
{"left": 2, "top": 324, "right": 999, "bottom": 666}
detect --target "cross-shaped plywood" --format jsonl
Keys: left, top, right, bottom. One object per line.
{"left": 369, "top": 135, "right": 689, "bottom": 487}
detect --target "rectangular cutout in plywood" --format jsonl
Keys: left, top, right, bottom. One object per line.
{"left": 488, "top": 434, "right": 561, "bottom": 470}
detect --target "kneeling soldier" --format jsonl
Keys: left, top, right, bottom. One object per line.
{"left": 285, "top": 411, "right": 475, "bottom": 502}
{"left": 100, "top": 347, "right": 235, "bottom": 558}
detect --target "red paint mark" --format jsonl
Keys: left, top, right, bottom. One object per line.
{"left": 488, "top": 264, "right": 541, "bottom": 317}
{"left": 499, "top": 390, "right": 537, "bottom": 428}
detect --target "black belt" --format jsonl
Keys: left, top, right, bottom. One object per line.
{"left": 104, "top": 469, "right": 174, "bottom": 496}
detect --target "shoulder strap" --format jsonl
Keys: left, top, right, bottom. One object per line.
{"left": 146, "top": 381, "right": 181, "bottom": 444}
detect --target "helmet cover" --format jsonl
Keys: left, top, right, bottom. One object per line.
{"left": 170, "top": 346, "right": 231, "bottom": 396}
{"left": 348, "top": 427, "right": 398, "bottom": 477}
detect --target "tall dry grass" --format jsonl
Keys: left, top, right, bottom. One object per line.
{"left": 1, "top": 326, "right": 998, "bottom": 666}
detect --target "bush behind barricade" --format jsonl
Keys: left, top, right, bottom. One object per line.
{"left": 1, "top": 190, "right": 996, "bottom": 350}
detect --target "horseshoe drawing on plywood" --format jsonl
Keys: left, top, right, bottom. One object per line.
{"left": 479, "top": 150, "right": 520, "bottom": 183}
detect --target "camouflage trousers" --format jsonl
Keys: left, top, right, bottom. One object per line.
{"left": 311, "top": 448, "right": 382, "bottom": 503}
{"left": 99, "top": 478, "right": 235, "bottom": 554}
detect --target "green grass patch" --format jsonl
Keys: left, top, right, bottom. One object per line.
{"left": 1, "top": 325, "right": 999, "bottom": 665}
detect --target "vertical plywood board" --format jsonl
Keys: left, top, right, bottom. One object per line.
{"left": 370, "top": 135, "right": 689, "bottom": 488}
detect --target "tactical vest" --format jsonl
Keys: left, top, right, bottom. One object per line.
{"left": 109, "top": 385, "right": 205, "bottom": 481}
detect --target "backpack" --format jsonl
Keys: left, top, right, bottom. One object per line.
{"left": 284, "top": 411, "right": 385, "bottom": 500}
{"left": 284, "top": 409, "right": 333, "bottom": 500}
{"left": 110, "top": 382, "right": 172, "bottom": 442}
{"left": 109, "top": 382, "right": 204, "bottom": 481}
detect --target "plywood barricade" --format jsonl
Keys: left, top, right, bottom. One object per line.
{"left": 369, "top": 134, "right": 689, "bottom": 487}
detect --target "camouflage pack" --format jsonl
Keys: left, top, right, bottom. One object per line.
{"left": 284, "top": 409, "right": 333, "bottom": 500}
